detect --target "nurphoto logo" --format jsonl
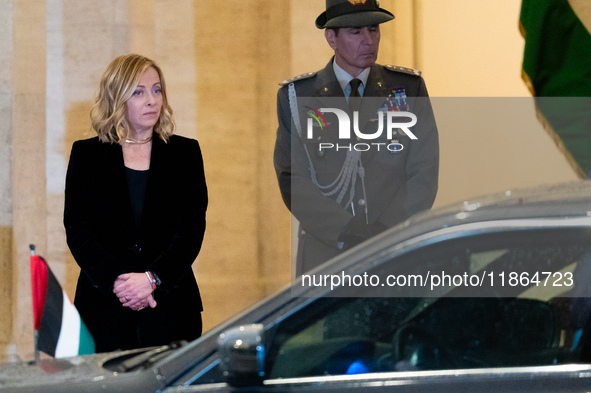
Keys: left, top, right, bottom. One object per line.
{"left": 304, "top": 107, "right": 418, "bottom": 153}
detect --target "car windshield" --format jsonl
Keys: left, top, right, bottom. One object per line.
{"left": 264, "top": 226, "right": 591, "bottom": 379}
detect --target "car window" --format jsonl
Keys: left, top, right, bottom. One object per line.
{"left": 265, "top": 227, "right": 591, "bottom": 379}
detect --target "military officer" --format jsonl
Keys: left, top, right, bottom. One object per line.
{"left": 274, "top": 0, "right": 439, "bottom": 275}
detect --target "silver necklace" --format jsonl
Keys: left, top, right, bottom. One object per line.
{"left": 124, "top": 135, "right": 152, "bottom": 144}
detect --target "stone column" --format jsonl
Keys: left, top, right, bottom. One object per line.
{"left": 193, "top": 0, "right": 294, "bottom": 330}
{"left": 0, "top": 0, "right": 14, "bottom": 362}
{"left": 382, "top": 0, "right": 418, "bottom": 68}
{"left": 255, "top": 1, "right": 292, "bottom": 296}
{"left": 153, "top": 0, "right": 197, "bottom": 140}
{"left": 290, "top": 0, "right": 332, "bottom": 75}
{"left": 193, "top": 0, "right": 264, "bottom": 329}
{"left": 11, "top": 0, "right": 47, "bottom": 361}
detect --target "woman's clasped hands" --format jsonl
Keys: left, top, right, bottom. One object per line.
{"left": 113, "top": 273, "right": 157, "bottom": 311}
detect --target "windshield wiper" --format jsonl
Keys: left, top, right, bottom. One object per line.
{"left": 117, "top": 341, "right": 187, "bottom": 372}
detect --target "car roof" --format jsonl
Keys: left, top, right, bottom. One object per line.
{"left": 420, "top": 180, "right": 591, "bottom": 223}
{"left": 389, "top": 180, "right": 591, "bottom": 243}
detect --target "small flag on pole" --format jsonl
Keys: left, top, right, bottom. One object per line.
{"left": 30, "top": 245, "right": 95, "bottom": 358}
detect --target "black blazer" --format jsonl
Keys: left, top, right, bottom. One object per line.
{"left": 64, "top": 135, "right": 208, "bottom": 351}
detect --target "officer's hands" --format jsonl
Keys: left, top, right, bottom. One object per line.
{"left": 338, "top": 215, "right": 388, "bottom": 251}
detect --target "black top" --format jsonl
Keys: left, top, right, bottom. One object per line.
{"left": 125, "top": 167, "right": 149, "bottom": 227}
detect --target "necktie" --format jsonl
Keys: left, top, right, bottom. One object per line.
{"left": 349, "top": 78, "right": 362, "bottom": 112}
{"left": 349, "top": 78, "right": 362, "bottom": 98}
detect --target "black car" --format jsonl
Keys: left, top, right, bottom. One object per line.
{"left": 2, "top": 181, "right": 591, "bottom": 392}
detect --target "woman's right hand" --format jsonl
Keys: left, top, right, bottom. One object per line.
{"left": 133, "top": 294, "right": 157, "bottom": 311}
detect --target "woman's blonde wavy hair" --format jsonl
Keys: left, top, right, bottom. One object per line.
{"left": 90, "top": 54, "right": 175, "bottom": 144}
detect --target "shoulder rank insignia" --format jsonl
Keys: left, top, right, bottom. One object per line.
{"left": 384, "top": 65, "right": 421, "bottom": 77}
{"left": 279, "top": 72, "right": 317, "bottom": 86}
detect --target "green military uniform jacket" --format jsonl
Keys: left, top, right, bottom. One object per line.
{"left": 274, "top": 59, "right": 439, "bottom": 275}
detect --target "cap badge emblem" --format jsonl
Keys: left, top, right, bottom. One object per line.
{"left": 348, "top": 0, "right": 368, "bottom": 5}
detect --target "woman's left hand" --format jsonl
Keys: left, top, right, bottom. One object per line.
{"left": 113, "top": 273, "right": 156, "bottom": 309}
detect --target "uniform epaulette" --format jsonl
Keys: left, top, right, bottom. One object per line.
{"left": 384, "top": 65, "right": 422, "bottom": 77}
{"left": 279, "top": 72, "right": 317, "bottom": 86}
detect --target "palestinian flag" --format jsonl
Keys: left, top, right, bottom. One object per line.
{"left": 30, "top": 254, "right": 95, "bottom": 358}
{"left": 520, "top": 0, "right": 591, "bottom": 178}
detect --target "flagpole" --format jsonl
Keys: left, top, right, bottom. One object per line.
{"left": 30, "top": 244, "right": 40, "bottom": 364}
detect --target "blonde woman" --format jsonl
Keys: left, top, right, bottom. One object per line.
{"left": 64, "top": 54, "right": 207, "bottom": 352}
